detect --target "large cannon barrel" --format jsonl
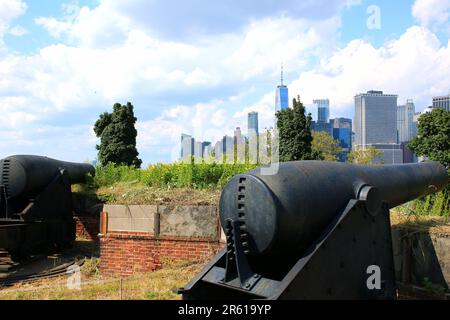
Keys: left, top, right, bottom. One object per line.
{"left": 0, "top": 155, "right": 95, "bottom": 199}
{"left": 220, "top": 161, "right": 448, "bottom": 257}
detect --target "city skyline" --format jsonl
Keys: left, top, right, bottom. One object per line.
{"left": 1, "top": 0, "right": 450, "bottom": 165}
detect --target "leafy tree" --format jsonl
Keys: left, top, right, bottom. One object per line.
{"left": 94, "top": 102, "right": 142, "bottom": 168}
{"left": 312, "top": 131, "right": 342, "bottom": 161}
{"left": 276, "top": 95, "right": 321, "bottom": 162}
{"left": 407, "top": 108, "right": 450, "bottom": 215}
{"left": 408, "top": 108, "right": 450, "bottom": 168}
{"left": 348, "top": 146, "right": 383, "bottom": 164}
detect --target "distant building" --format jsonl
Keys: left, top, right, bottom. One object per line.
{"left": 354, "top": 90, "right": 401, "bottom": 164}
{"left": 181, "top": 133, "right": 194, "bottom": 161}
{"left": 432, "top": 94, "right": 450, "bottom": 111}
{"left": 214, "top": 140, "right": 223, "bottom": 161}
{"left": 194, "top": 141, "right": 203, "bottom": 158}
{"left": 311, "top": 121, "right": 332, "bottom": 135}
{"left": 332, "top": 118, "right": 353, "bottom": 161}
{"left": 223, "top": 135, "right": 234, "bottom": 163}
{"left": 373, "top": 143, "right": 404, "bottom": 164}
{"left": 248, "top": 111, "right": 259, "bottom": 164}
{"left": 401, "top": 142, "right": 417, "bottom": 164}
{"left": 397, "top": 100, "right": 415, "bottom": 143}
{"left": 248, "top": 111, "right": 259, "bottom": 137}
{"left": 332, "top": 117, "right": 352, "bottom": 130}
{"left": 275, "top": 66, "right": 289, "bottom": 111}
{"left": 234, "top": 127, "right": 243, "bottom": 144}
{"left": 314, "top": 99, "right": 330, "bottom": 124}
{"left": 202, "top": 141, "right": 212, "bottom": 158}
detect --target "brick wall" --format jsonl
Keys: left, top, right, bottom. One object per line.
{"left": 74, "top": 215, "right": 100, "bottom": 241}
{"left": 99, "top": 232, "right": 224, "bottom": 276}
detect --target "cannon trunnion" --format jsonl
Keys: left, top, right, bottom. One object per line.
{"left": 180, "top": 161, "right": 448, "bottom": 300}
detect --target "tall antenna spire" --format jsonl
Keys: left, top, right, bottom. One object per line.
{"left": 281, "top": 64, "right": 284, "bottom": 86}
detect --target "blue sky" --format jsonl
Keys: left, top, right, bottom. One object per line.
{"left": 0, "top": 0, "right": 449, "bottom": 165}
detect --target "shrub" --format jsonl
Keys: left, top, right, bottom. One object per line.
{"left": 93, "top": 161, "right": 258, "bottom": 189}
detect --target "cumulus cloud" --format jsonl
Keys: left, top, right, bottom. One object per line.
{"left": 0, "top": 0, "right": 27, "bottom": 21}
{"left": 412, "top": 0, "right": 450, "bottom": 31}
{"left": 7, "top": 24, "right": 27, "bottom": 36}
{"left": 98, "top": 0, "right": 360, "bottom": 41}
{"left": 289, "top": 26, "right": 450, "bottom": 118}
{"left": 0, "top": 0, "right": 27, "bottom": 44}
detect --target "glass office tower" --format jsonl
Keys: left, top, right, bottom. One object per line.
{"left": 275, "top": 66, "right": 289, "bottom": 110}
{"left": 314, "top": 99, "right": 330, "bottom": 124}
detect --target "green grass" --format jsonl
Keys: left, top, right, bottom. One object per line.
{"left": 0, "top": 258, "right": 204, "bottom": 300}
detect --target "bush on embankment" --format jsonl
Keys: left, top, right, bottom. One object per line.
{"left": 397, "top": 188, "right": 449, "bottom": 217}
{"left": 92, "top": 162, "right": 258, "bottom": 189}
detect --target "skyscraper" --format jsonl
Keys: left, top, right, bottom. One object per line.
{"left": 275, "top": 66, "right": 289, "bottom": 110}
{"left": 234, "top": 127, "right": 243, "bottom": 144}
{"left": 214, "top": 140, "right": 223, "bottom": 161}
{"left": 223, "top": 135, "right": 234, "bottom": 163}
{"left": 202, "top": 141, "right": 212, "bottom": 159}
{"left": 332, "top": 117, "right": 352, "bottom": 161}
{"left": 314, "top": 99, "right": 330, "bottom": 124}
{"left": 248, "top": 111, "right": 259, "bottom": 137}
{"left": 180, "top": 133, "right": 194, "bottom": 161}
{"left": 248, "top": 111, "right": 259, "bottom": 164}
{"left": 332, "top": 117, "right": 352, "bottom": 130}
{"left": 354, "top": 90, "right": 402, "bottom": 164}
{"left": 432, "top": 94, "right": 450, "bottom": 111}
{"left": 397, "top": 100, "right": 415, "bottom": 143}
{"left": 202, "top": 141, "right": 212, "bottom": 158}
{"left": 194, "top": 141, "right": 203, "bottom": 158}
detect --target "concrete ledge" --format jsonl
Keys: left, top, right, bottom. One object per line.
{"left": 103, "top": 204, "right": 219, "bottom": 240}
{"left": 99, "top": 232, "right": 219, "bottom": 243}
{"left": 105, "top": 204, "right": 156, "bottom": 233}
{"left": 159, "top": 205, "right": 218, "bottom": 240}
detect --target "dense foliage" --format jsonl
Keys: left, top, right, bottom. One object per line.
{"left": 311, "top": 131, "right": 342, "bottom": 161}
{"left": 408, "top": 108, "right": 450, "bottom": 168}
{"left": 347, "top": 146, "right": 383, "bottom": 164}
{"left": 93, "top": 162, "right": 258, "bottom": 189}
{"left": 94, "top": 102, "right": 142, "bottom": 168}
{"left": 406, "top": 108, "right": 450, "bottom": 216}
{"left": 276, "top": 96, "right": 321, "bottom": 161}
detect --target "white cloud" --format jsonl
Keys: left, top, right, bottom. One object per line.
{"left": 8, "top": 24, "right": 27, "bottom": 36}
{"left": 34, "top": 17, "right": 72, "bottom": 38}
{"left": 288, "top": 26, "right": 450, "bottom": 118}
{"left": 412, "top": 0, "right": 450, "bottom": 30}
{"left": 0, "top": 0, "right": 27, "bottom": 21}
{"left": 0, "top": 0, "right": 27, "bottom": 44}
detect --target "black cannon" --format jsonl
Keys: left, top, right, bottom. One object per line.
{"left": 0, "top": 155, "right": 95, "bottom": 260}
{"left": 180, "top": 161, "right": 448, "bottom": 300}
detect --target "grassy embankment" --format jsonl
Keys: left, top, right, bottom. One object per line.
{"left": 74, "top": 162, "right": 257, "bottom": 205}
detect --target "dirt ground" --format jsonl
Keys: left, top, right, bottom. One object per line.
{"left": 0, "top": 240, "right": 204, "bottom": 300}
